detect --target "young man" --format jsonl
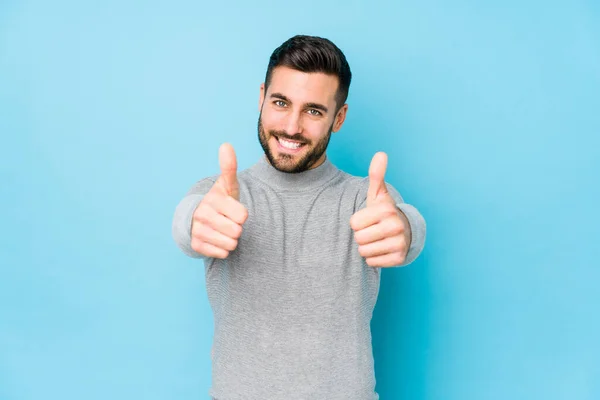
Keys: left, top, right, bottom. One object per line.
{"left": 172, "top": 35, "right": 426, "bottom": 400}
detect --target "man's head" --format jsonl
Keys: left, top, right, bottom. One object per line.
{"left": 258, "top": 35, "right": 352, "bottom": 173}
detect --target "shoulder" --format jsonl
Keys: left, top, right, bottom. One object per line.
{"left": 185, "top": 174, "right": 219, "bottom": 196}
{"left": 324, "top": 170, "right": 370, "bottom": 210}
{"left": 339, "top": 170, "right": 405, "bottom": 209}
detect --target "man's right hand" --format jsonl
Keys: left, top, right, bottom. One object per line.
{"left": 191, "top": 143, "right": 249, "bottom": 258}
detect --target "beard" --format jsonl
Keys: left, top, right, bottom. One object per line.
{"left": 257, "top": 112, "right": 334, "bottom": 173}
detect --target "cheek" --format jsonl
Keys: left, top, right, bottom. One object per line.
{"left": 261, "top": 110, "right": 284, "bottom": 130}
{"left": 308, "top": 119, "right": 333, "bottom": 138}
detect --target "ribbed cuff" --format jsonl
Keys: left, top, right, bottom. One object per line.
{"left": 172, "top": 194, "right": 205, "bottom": 258}
{"left": 396, "top": 203, "right": 426, "bottom": 266}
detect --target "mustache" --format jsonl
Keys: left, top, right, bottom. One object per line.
{"left": 269, "top": 130, "right": 311, "bottom": 145}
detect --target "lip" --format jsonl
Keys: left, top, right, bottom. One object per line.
{"left": 274, "top": 136, "right": 306, "bottom": 154}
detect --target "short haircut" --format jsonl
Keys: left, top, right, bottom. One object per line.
{"left": 264, "top": 35, "right": 352, "bottom": 111}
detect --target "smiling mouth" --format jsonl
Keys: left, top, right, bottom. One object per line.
{"left": 275, "top": 136, "right": 307, "bottom": 151}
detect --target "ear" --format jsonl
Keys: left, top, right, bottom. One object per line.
{"left": 332, "top": 103, "right": 348, "bottom": 132}
{"left": 259, "top": 83, "right": 266, "bottom": 112}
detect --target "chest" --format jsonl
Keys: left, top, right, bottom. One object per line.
{"left": 244, "top": 186, "right": 357, "bottom": 257}
{"left": 205, "top": 182, "right": 379, "bottom": 316}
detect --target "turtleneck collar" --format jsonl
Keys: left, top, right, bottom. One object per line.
{"left": 247, "top": 154, "right": 340, "bottom": 191}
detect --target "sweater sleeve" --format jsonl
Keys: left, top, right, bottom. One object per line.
{"left": 171, "top": 177, "right": 217, "bottom": 258}
{"left": 386, "top": 183, "right": 426, "bottom": 267}
{"left": 357, "top": 178, "right": 426, "bottom": 267}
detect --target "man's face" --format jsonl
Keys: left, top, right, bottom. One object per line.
{"left": 258, "top": 66, "right": 348, "bottom": 173}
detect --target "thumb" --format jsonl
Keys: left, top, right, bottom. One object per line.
{"left": 367, "top": 152, "right": 389, "bottom": 206}
{"left": 219, "top": 143, "right": 239, "bottom": 200}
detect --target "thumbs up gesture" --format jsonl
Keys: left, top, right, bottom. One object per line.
{"left": 191, "top": 143, "right": 249, "bottom": 258}
{"left": 350, "top": 152, "right": 411, "bottom": 267}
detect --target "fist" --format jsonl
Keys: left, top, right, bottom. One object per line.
{"left": 191, "top": 143, "right": 248, "bottom": 258}
{"left": 350, "top": 152, "right": 410, "bottom": 267}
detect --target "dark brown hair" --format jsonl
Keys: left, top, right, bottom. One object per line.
{"left": 264, "top": 35, "right": 352, "bottom": 110}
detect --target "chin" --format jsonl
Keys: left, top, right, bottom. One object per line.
{"left": 268, "top": 144, "right": 305, "bottom": 172}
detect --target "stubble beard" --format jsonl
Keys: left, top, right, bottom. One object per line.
{"left": 257, "top": 113, "right": 334, "bottom": 173}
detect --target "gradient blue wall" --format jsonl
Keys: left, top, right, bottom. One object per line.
{"left": 1, "top": 1, "right": 599, "bottom": 399}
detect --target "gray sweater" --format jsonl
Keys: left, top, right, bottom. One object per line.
{"left": 172, "top": 155, "right": 426, "bottom": 400}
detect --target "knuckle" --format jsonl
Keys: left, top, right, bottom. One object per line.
{"left": 193, "top": 223, "right": 208, "bottom": 240}
{"left": 387, "top": 220, "right": 403, "bottom": 236}
{"left": 226, "top": 239, "right": 238, "bottom": 251}
{"left": 358, "top": 245, "right": 366, "bottom": 257}
{"left": 232, "top": 224, "right": 243, "bottom": 239}
{"left": 217, "top": 250, "right": 230, "bottom": 259}
{"left": 191, "top": 222, "right": 203, "bottom": 238}
{"left": 240, "top": 206, "right": 249, "bottom": 223}
{"left": 397, "top": 244, "right": 406, "bottom": 256}
{"left": 395, "top": 237, "right": 406, "bottom": 252}
{"left": 395, "top": 253, "right": 406, "bottom": 265}
{"left": 193, "top": 203, "right": 204, "bottom": 218}
{"left": 194, "top": 204, "right": 210, "bottom": 223}
{"left": 191, "top": 238, "right": 204, "bottom": 253}
{"left": 354, "top": 232, "right": 364, "bottom": 245}
{"left": 395, "top": 214, "right": 405, "bottom": 229}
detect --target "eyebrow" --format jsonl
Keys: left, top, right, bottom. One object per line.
{"left": 270, "top": 92, "right": 329, "bottom": 114}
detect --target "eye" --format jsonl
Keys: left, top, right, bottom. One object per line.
{"left": 274, "top": 100, "right": 286, "bottom": 107}
{"left": 307, "top": 109, "right": 322, "bottom": 116}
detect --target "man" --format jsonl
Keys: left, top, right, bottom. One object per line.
{"left": 172, "top": 35, "right": 426, "bottom": 400}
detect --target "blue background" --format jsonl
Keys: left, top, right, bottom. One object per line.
{"left": 1, "top": 1, "right": 599, "bottom": 399}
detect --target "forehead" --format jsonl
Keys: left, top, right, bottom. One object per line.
{"left": 267, "top": 66, "right": 339, "bottom": 106}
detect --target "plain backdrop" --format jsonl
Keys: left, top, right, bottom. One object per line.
{"left": 1, "top": 1, "right": 599, "bottom": 399}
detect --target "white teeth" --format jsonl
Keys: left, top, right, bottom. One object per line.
{"left": 279, "top": 138, "right": 302, "bottom": 149}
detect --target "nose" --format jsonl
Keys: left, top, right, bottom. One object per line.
{"left": 283, "top": 111, "right": 303, "bottom": 135}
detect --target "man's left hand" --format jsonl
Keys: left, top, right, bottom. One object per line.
{"left": 350, "top": 152, "right": 411, "bottom": 267}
